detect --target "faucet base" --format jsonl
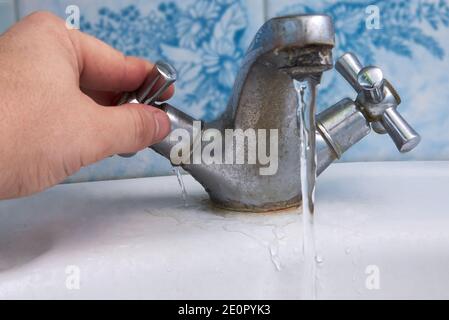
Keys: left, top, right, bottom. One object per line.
{"left": 209, "top": 195, "right": 301, "bottom": 213}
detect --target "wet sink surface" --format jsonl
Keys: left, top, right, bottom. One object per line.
{"left": 0, "top": 161, "right": 448, "bottom": 299}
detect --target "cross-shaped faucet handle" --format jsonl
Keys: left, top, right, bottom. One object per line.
{"left": 335, "top": 52, "right": 421, "bottom": 153}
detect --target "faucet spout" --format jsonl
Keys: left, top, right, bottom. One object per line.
{"left": 219, "top": 14, "right": 335, "bottom": 128}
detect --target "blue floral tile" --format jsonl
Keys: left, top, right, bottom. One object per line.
{"left": 268, "top": 0, "right": 449, "bottom": 162}
{"left": 18, "top": 0, "right": 264, "bottom": 182}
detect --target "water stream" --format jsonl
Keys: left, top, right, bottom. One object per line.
{"left": 173, "top": 167, "right": 188, "bottom": 207}
{"left": 294, "top": 78, "right": 319, "bottom": 299}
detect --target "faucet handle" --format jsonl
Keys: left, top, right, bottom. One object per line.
{"left": 336, "top": 53, "right": 386, "bottom": 102}
{"left": 357, "top": 66, "right": 385, "bottom": 103}
{"left": 136, "top": 61, "right": 177, "bottom": 105}
{"left": 115, "top": 61, "right": 178, "bottom": 158}
{"left": 380, "top": 107, "right": 421, "bottom": 153}
{"left": 335, "top": 52, "right": 364, "bottom": 92}
{"left": 116, "top": 61, "right": 177, "bottom": 106}
{"left": 335, "top": 52, "right": 421, "bottom": 153}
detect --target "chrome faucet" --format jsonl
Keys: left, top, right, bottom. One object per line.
{"left": 118, "top": 15, "right": 420, "bottom": 212}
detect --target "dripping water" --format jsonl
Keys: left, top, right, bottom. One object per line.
{"left": 173, "top": 167, "right": 188, "bottom": 207}
{"left": 294, "top": 78, "right": 318, "bottom": 300}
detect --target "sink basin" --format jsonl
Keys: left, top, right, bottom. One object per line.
{"left": 0, "top": 161, "right": 448, "bottom": 299}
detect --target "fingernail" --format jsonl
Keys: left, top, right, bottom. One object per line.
{"left": 152, "top": 110, "right": 171, "bottom": 142}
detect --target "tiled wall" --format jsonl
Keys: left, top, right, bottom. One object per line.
{"left": 2, "top": 0, "right": 449, "bottom": 182}
{"left": 0, "top": 0, "right": 17, "bottom": 34}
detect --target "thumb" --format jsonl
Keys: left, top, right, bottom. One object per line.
{"left": 93, "top": 104, "right": 171, "bottom": 158}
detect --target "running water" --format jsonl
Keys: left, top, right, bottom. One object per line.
{"left": 173, "top": 167, "right": 188, "bottom": 207}
{"left": 294, "top": 78, "right": 318, "bottom": 300}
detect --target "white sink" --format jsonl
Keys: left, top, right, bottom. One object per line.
{"left": 0, "top": 161, "right": 448, "bottom": 299}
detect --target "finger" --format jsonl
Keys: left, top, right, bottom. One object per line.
{"left": 82, "top": 82, "right": 174, "bottom": 107}
{"left": 69, "top": 30, "right": 149, "bottom": 92}
{"left": 81, "top": 88, "right": 119, "bottom": 106}
{"left": 90, "top": 103, "right": 171, "bottom": 158}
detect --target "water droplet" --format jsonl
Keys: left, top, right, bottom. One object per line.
{"left": 269, "top": 244, "right": 282, "bottom": 271}
{"left": 315, "top": 255, "right": 324, "bottom": 264}
{"left": 273, "top": 227, "right": 286, "bottom": 240}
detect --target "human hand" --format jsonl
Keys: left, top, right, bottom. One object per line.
{"left": 0, "top": 12, "right": 173, "bottom": 199}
